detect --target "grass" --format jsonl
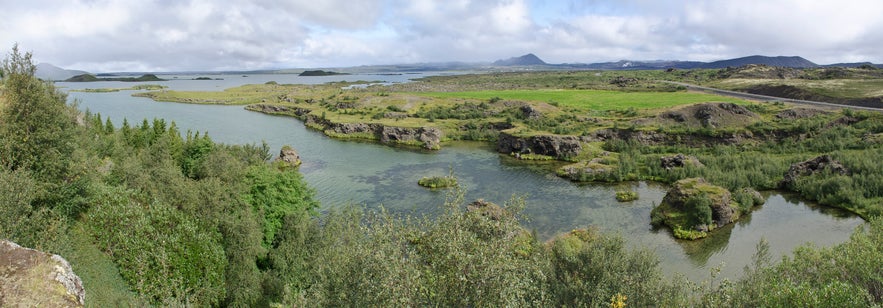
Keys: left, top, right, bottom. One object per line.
{"left": 413, "top": 89, "right": 748, "bottom": 111}
{"left": 711, "top": 78, "right": 883, "bottom": 99}
{"left": 615, "top": 190, "right": 639, "bottom": 202}
{"left": 418, "top": 176, "right": 458, "bottom": 189}
{"left": 57, "top": 224, "right": 145, "bottom": 307}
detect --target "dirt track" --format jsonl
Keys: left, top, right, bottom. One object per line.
{"left": 664, "top": 81, "right": 883, "bottom": 112}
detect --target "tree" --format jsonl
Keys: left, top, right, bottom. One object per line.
{"left": 0, "top": 44, "right": 77, "bottom": 181}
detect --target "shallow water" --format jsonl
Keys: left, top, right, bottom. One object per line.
{"left": 62, "top": 75, "right": 865, "bottom": 281}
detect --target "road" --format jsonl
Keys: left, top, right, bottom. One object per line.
{"left": 663, "top": 81, "right": 883, "bottom": 112}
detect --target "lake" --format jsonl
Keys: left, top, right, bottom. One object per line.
{"left": 61, "top": 74, "right": 865, "bottom": 281}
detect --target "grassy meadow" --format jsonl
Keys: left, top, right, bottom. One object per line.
{"left": 413, "top": 89, "right": 747, "bottom": 110}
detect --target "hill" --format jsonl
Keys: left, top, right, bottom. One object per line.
{"left": 493, "top": 53, "right": 547, "bottom": 66}
{"left": 64, "top": 74, "right": 166, "bottom": 82}
{"left": 35, "top": 63, "right": 89, "bottom": 81}
{"left": 298, "top": 70, "right": 349, "bottom": 76}
{"left": 701, "top": 55, "right": 817, "bottom": 69}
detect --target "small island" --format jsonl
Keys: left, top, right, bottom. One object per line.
{"left": 298, "top": 70, "right": 349, "bottom": 76}
{"left": 64, "top": 73, "right": 166, "bottom": 82}
{"left": 418, "top": 175, "right": 458, "bottom": 189}
{"left": 650, "top": 178, "right": 756, "bottom": 240}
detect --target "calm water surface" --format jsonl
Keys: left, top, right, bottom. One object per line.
{"left": 61, "top": 74, "right": 865, "bottom": 281}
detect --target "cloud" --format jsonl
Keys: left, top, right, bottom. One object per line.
{"left": 2, "top": 0, "right": 882, "bottom": 71}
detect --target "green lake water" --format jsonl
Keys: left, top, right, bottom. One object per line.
{"left": 62, "top": 75, "right": 865, "bottom": 281}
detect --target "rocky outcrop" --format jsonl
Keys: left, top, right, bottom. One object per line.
{"left": 651, "top": 178, "right": 740, "bottom": 240}
{"left": 586, "top": 128, "right": 668, "bottom": 145}
{"left": 380, "top": 126, "right": 443, "bottom": 150}
{"left": 660, "top": 154, "right": 704, "bottom": 170}
{"left": 658, "top": 102, "right": 759, "bottom": 129}
{"left": 781, "top": 155, "right": 850, "bottom": 189}
{"left": 775, "top": 108, "right": 828, "bottom": 120}
{"left": 249, "top": 104, "right": 311, "bottom": 117}
{"left": 557, "top": 154, "right": 617, "bottom": 182}
{"left": 303, "top": 114, "right": 442, "bottom": 149}
{"left": 0, "top": 240, "right": 85, "bottom": 307}
{"left": 275, "top": 145, "right": 302, "bottom": 167}
{"left": 694, "top": 103, "right": 755, "bottom": 128}
{"left": 519, "top": 105, "right": 542, "bottom": 120}
{"left": 497, "top": 132, "right": 583, "bottom": 159}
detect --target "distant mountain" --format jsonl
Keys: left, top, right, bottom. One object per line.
{"left": 701, "top": 55, "right": 817, "bottom": 69}
{"left": 35, "top": 63, "right": 89, "bottom": 81}
{"left": 821, "top": 62, "right": 877, "bottom": 68}
{"left": 566, "top": 60, "right": 706, "bottom": 70}
{"left": 493, "top": 53, "right": 547, "bottom": 66}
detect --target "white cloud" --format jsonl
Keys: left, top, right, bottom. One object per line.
{"left": 1, "top": 0, "right": 882, "bottom": 71}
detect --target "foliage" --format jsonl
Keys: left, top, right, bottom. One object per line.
{"left": 242, "top": 163, "right": 318, "bottom": 248}
{"left": 0, "top": 45, "right": 77, "bottom": 181}
{"left": 615, "top": 189, "right": 639, "bottom": 202}
{"left": 417, "top": 175, "right": 458, "bottom": 188}
{"left": 546, "top": 228, "right": 665, "bottom": 307}
{"left": 84, "top": 184, "right": 227, "bottom": 305}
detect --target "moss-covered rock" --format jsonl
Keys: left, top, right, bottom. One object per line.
{"left": 650, "top": 178, "right": 742, "bottom": 240}
{"left": 0, "top": 240, "right": 85, "bottom": 307}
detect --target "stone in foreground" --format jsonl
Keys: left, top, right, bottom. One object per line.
{"left": 0, "top": 240, "right": 85, "bottom": 307}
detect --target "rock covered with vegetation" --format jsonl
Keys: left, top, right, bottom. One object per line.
{"left": 0, "top": 240, "right": 85, "bottom": 307}
{"left": 651, "top": 178, "right": 743, "bottom": 239}
{"left": 780, "top": 155, "right": 849, "bottom": 189}
{"left": 417, "top": 175, "right": 457, "bottom": 188}
{"left": 274, "top": 145, "right": 302, "bottom": 167}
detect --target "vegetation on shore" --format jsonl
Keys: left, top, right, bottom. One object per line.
{"left": 71, "top": 84, "right": 167, "bottom": 92}
{"left": 3, "top": 46, "right": 882, "bottom": 306}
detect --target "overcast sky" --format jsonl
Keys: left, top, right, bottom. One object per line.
{"left": 2, "top": 0, "right": 882, "bottom": 72}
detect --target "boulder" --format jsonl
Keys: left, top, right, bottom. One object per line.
{"left": 0, "top": 240, "right": 85, "bottom": 307}
{"left": 519, "top": 105, "right": 542, "bottom": 120}
{"left": 275, "top": 145, "right": 302, "bottom": 167}
{"left": 660, "top": 154, "right": 704, "bottom": 170}
{"left": 781, "top": 155, "right": 849, "bottom": 189}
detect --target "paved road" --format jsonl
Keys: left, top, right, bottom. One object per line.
{"left": 663, "top": 81, "right": 883, "bottom": 112}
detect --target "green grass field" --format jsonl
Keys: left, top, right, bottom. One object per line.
{"left": 413, "top": 89, "right": 748, "bottom": 110}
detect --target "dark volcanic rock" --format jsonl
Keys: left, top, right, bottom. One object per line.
{"left": 519, "top": 105, "right": 542, "bottom": 119}
{"left": 781, "top": 155, "right": 850, "bottom": 189}
{"left": 0, "top": 240, "right": 85, "bottom": 307}
{"left": 775, "top": 108, "right": 829, "bottom": 120}
{"left": 497, "top": 132, "right": 583, "bottom": 159}
{"left": 380, "top": 126, "right": 442, "bottom": 150}
{"left": 660, "top": 154, "right": 704, "bottom": 170}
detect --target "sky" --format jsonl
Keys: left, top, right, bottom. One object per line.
{"left": 2, "top": 0, "right": 882, "bottom": 72}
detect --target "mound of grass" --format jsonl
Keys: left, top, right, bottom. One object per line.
{"left": 615, "top": 190, "right": 639, "bottom": 202}
{"left": 418, "top": 176, "right": 458, "bottom": 189}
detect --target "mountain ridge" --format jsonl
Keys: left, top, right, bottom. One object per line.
{"left": 35, "top": 63, "right": 89, "bottom": 81}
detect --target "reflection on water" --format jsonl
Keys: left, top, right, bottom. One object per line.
{"left": 63, "top": 75, "right": 865, "bottom": 282}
